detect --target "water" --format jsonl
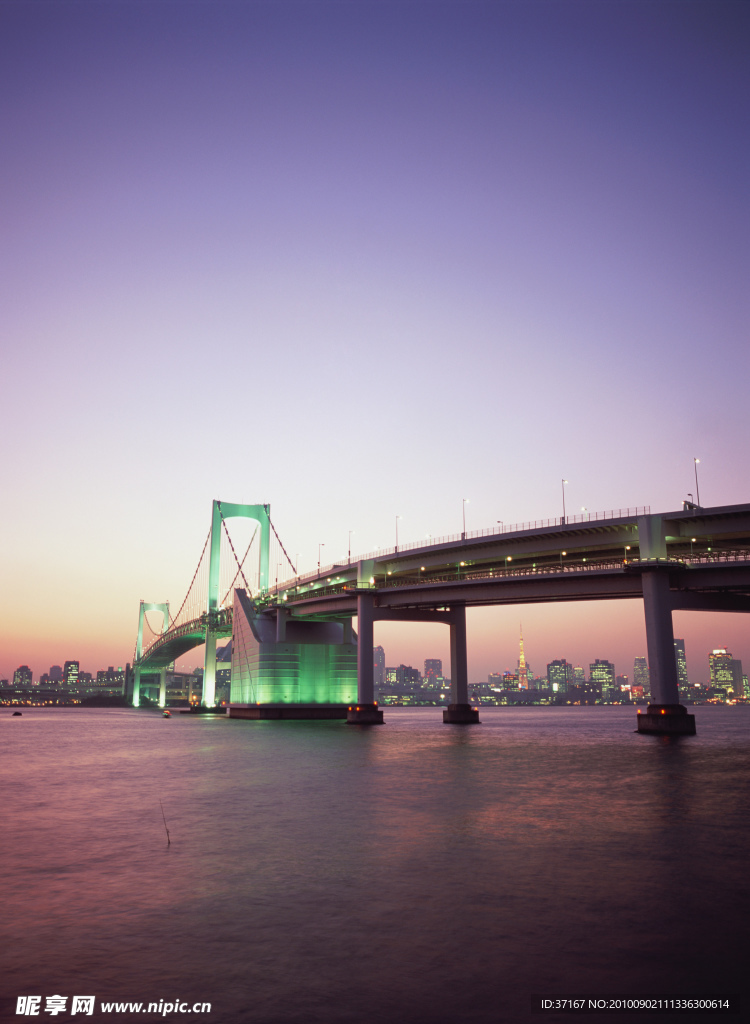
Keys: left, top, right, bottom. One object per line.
{"left": 2, "top": 706, "right": 748, "bottom": 1023}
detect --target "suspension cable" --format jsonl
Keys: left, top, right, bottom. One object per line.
{"left": 269, "top": 513, "right": 297, "bottom": 574}
{"left": 168, "top": 528, "right": 211, "bottom": 627}
{"left": 218, "top": 502, "right": 251, "bottom": 593}
{"left": 222, "top": 525, "right": 258, "bottom": 605}
{"left": 143, "top": 611, "right": 165, "bottom": 637}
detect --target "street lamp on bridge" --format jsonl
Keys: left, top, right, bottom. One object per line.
{"left": 318, "top": 542, "right": 325, "bottom": 574}
{"left": 561, "top": 479, "right": 568, "bottom": 523}
{"left": 395, "top": 515, "right": 402, "bottom": 552}
{"left": 694, "top": 458, "right": 701, "bottom": 507}
{"left": 348, "top": 530, "right": 354, "bottom": 565}
{"left": 462, "top": 498, "right": 469, "bottom": 539}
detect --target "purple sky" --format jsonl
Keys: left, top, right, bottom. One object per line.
{"left": 2, "top": 1, "right": 748, "bottom": 685}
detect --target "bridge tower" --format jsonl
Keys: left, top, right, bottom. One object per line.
{"left": 203, "top": 500, "right": 271, "bottom": 706}
{"left": 133, "top": 601, "right": 170, "bottom": 707}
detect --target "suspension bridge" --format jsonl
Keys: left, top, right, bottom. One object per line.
{"left": 134, "top": 499, "right": 750, "bottom": 732}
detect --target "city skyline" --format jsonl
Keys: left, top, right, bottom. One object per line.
{"left": 7, "top": 631, "right": 744, "bottom": 691}
{"left": 1, "top": 1, "right": 748, "bottom": 684}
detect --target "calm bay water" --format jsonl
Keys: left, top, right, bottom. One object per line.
{"left": 2, "top": 706, "right": 748, "bottom": 1023}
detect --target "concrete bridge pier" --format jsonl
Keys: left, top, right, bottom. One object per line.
{"left": 444, "top": 605, "right": 480, "bottom": 724}
{"left": 203, "top": 630, "right": 217, "bottom": 707}
{"left": 132, "top": 666, "right": 141, "bottom": 707}
{"left": 347, "top": 591, "right": 383, "bottom": 724}
{"left": 158, "top": 668, "right": 167, "bottom": 708}
{"left": 637, "top": 569, "right": 695, "bottom": 735}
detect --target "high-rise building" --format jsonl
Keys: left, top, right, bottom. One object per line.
{"left": 424, "top": 658, "right": 442, "bottom": 685}
{"left": 708, "top": 649, "right": 743, "bottom": 697}
{"left": 95, "top": 666, "right": 126, "bottom": 692}
{"left": 63, "top": 661, "right": 79, "bottom": 690}
{"left": 374, "top": 646, "right": 385, "bottom": 687}
{"left": 213, "top": 644, "right": 232, "bottom": 703}
{"left": 572, "top": 666, "right": 585, "bottom": 686}
{"left": 49, "top": 665, "right": 63, "bottom": 683}
{"left": 674, "top": 639, "right": 689, "bottom": 690}
{"left": 633, "top": 657, "right": 649, "bottom": 695}
{"left": 589, "top": 659, "right": 616, "bottom": 701}
{"left": 13, "top": 665, "right": 32, "bottom": 687}
{"left": 502, "top": 671, "right": 519, "bottom": 690}
{"left": 396, "top": 664, "right": 421, "bottom": 687}
{"left": 547, "top": 659, "right": 571, "bottom": 694}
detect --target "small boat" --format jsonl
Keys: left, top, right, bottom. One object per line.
{"left": 163, "top": 710, "right": 171, "bottom": 718}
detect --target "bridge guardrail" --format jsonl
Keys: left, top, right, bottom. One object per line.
{"left": 290, "top": 506, "right": 651, "bottom": 585}
{"left": 274, "top": 547, "right": 750, "bottom": 605}
{"left": 139, "top": 608, "right": 234, "bottom": 662}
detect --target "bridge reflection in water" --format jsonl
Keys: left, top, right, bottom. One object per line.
{"left": 134, "top": 499, "right": 750, "bottom": 733}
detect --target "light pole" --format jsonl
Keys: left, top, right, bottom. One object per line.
{"left": 693, "top": 458, "right": 701, "bottom": 507}
{"left": 395, "top": 515, "right": 401, "bottom": 552}
{"left": 561, "top": 479, "right": 568, "bottom": 524}
{"left": 462, "top": 498, "right": 469, "bottom": 539}
{"left": 318, "top": 542, "right": 325, "bottom": 574}
{"left": 348, "top": 530, "right": 354, "bottom": 565}
{"left": 581, "top": 506, "right": 589, "bottom": 521}
{"left": 497, "top": 520, "right": 503, "bottom": 533}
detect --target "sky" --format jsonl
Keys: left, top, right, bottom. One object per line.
{"left": 1, "top": 0, "right": 748, "bottom": 685}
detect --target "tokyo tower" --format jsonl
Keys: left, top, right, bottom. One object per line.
{"left": 518, "top": 625, "right": 529, "bottom": 690}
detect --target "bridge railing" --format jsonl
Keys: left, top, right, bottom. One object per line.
{"left": 282, "top": 556, "right": 635, "bottom": 603}
{"left": 290, "top": 505, "right": 652, "bottom": 584}
{"left": 139, "top": 608, "right": 233, "bottom": 662}
{"left": 261, "top": 547, "right": 750, "bottom": 608}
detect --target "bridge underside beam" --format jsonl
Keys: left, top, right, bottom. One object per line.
{"left": 377, "top": 573, "right": 645, "bottom": 609}
{"left": 372, "top": 608, "right": 455, "bottom": 625}
{"left": 670, "top": 592, "right": 750, "bottom": 612}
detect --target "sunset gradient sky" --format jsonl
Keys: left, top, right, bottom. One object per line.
{"left": 2, "top": 1, "right": 748, "bottom": 685}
